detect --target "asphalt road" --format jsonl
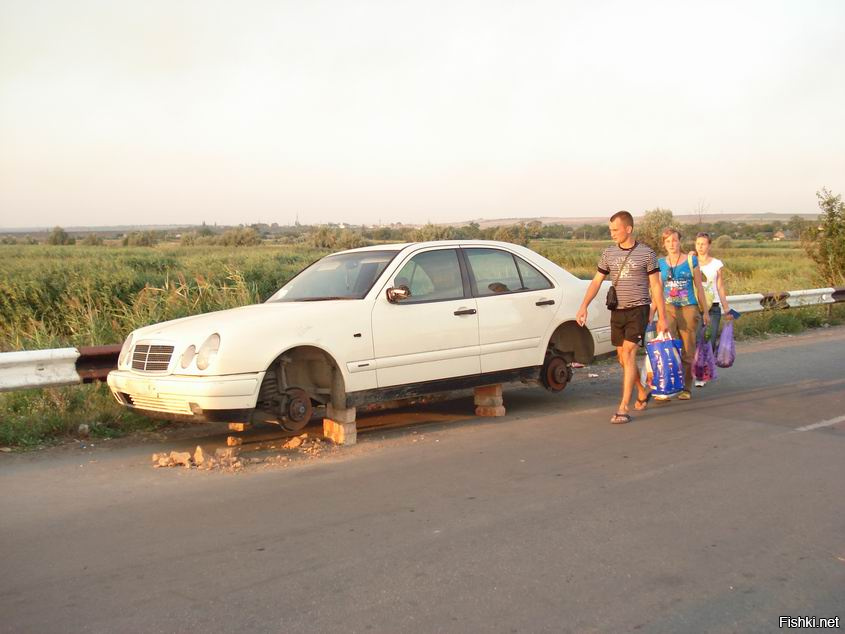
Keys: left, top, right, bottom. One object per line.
{"left": 2, "top": 327, "right": 844, "bottom": 633}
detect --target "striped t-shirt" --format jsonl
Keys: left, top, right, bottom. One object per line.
{"left": 597, "top": 241, "right": 659, "bottom": 309}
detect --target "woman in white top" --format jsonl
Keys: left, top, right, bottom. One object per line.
{"left": 694, "top": 232, "right": 733, "bottom": 387}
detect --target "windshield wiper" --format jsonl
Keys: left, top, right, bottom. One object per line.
{"left": 293, "top": 296, "right": 355, "bottom": 302}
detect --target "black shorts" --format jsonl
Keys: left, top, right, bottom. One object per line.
{"left": 610, "top": 305, "right": 650, "bottom": 347}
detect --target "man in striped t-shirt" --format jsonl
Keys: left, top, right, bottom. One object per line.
{"left": 576, "top": 211, "right": 667, "bottom": 424}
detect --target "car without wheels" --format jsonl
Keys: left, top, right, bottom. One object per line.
{"left": 107, "top": 240, "right": 614, "bottom": 431}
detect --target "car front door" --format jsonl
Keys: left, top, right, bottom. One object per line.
{"left": 371, "top": 247, "right": 480, "bottom": 388}
{"left": 463, "top": 247, "right": 561, "bottom": 373}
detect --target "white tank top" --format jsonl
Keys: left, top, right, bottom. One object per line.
{"left": 699, "top": 257, "right": 723, "bottom": 305}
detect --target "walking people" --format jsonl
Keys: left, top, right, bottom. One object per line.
{"left": 576, "top": 211, "right": 667, "bottom": 424}
{"left": 693, "top": 232, "right": 733, "bottom": 387}
{"left": 652, "top": 228, "right": 709, "bottom": 400}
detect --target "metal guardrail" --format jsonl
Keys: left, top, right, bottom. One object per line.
{"left": 0, "top": 287, "right": 842, "bottom": 393}
{"left": 76, "top": 345, "right": 122, "bottom": 382}
{"left": 0, "top": 345, "right": 119, "bottom": 392}
{"left": 726, "top": 287, "right": 844, "bottom": 314}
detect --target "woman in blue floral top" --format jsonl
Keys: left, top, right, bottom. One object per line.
{"left": 651, "top": 228, "right": 709, "bottom": 400}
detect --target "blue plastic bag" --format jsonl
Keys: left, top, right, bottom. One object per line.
{"left": 716, "top": 321, "right": 736, "bottom": 368}
{"left": 693, "top": 335, "right": 718, "bottom": 381}
{"left": 639, "top": 322, "right": 659, "bottom": 388}
{"left": 646, "top": 335, "right": 685, "bottom": 397}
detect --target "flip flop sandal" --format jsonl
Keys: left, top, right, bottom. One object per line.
{"left": 610, "top": 412, "right": 632, "bottom": 424}
{"left": 635, "top": 392, "right": 652, "bottom": 411}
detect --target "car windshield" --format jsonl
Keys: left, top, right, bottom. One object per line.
{"left": 266, "top": 250, "right": 398, "bottom": 302}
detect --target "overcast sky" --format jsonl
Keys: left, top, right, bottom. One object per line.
{"left": 1, "top": 0, "right": 844, "bottom": 228}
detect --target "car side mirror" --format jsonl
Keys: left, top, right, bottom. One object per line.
{"left": 386, "top": 285, "right": 411, "bottom": 303}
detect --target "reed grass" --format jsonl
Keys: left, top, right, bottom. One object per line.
{"left": 0, "top": 244, "right": 326, "bottom": 351}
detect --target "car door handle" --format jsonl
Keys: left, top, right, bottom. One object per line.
{"left": 453, "top": 308, "right": 477, "bottom": 316}
{"left": 535, "top": 299, "right": 555, "bottom": 306}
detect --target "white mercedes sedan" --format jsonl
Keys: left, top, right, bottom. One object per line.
{"left": 108, "top": 241, "right": 613, "bottom": 430}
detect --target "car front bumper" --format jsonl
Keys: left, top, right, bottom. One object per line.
{"left": 107, "top": 370, "right": 263, "bottom": 421}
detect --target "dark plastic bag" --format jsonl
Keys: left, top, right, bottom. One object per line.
{"left": 716, "top": 321, "right": 736, "bottom": 368}
{"left": 646, "top": 335, "right": 685, "bottom": 397}
{"left": 693, "top": 336, "right": 718, "bottom": 381}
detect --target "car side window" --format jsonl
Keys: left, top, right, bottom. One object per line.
{"left": 464, "top": 248, "right": 522, "bottom": 296}
{"left": 465, "top": 248, "right": 553, "bottom": 295}
{"left": 515, "top": 256, "right": 553, "bottom": 291}
{"left": 393, "top": 249, "right": 465, "bottom": 302}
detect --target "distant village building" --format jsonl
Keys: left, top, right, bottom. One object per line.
{"left": 772, "top": 230, "right": 786, "bottom": 241}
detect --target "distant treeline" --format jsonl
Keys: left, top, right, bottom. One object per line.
{"left": 0, "top": 214, "right": 815, "bottom": 248}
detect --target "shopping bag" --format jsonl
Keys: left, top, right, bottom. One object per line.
{"left": 639, "top": 322, "right": 658, "bottom": 388}
{"left": 644, "top": 321, "right": 658, "bottom": 344}
{"left": 693, "top": 336, "right": 718, "bottom": 381}
{"left": 639, "top": 354, "right": 653, "bottom": 388}
{"left": 716, "top": 321, "right": 736, "bottom": 368}
{"left": 646, "top": 334, "right": 685, "bottom": 397}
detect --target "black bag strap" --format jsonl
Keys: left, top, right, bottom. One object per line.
{"left": 611, "top": 243, "right": 637, "bottom": 287}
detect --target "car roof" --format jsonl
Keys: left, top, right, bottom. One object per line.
{"left": 336, "top": 240, "right": 530, "bottom": 255}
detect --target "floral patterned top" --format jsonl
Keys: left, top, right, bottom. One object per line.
{"left": 658, "top": 254, "right": 699, "bottom": 307}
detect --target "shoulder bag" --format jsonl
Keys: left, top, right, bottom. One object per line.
{"left": 606, "top": 244, "right": 637, "bottom": 310}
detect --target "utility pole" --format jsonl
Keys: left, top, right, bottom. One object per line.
{"left": 695, "top": 198, "right": 709, "bottom": 227}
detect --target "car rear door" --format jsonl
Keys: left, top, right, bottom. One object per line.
{"left": 462, "top": 247, "right": 561, "bottom": 373}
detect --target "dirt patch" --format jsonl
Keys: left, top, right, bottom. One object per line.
{"left": 149, "top": 431, "right": 337, "bottom": 473}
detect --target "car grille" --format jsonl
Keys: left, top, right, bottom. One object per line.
{"left": 128, "top": 394, "right": 193, "bottom": 415}
{"left": 131, "top": 343, "right": 174, "bottom": 372}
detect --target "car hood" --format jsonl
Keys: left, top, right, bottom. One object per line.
{"left": 131, "top": 301, "right": 361, "bottom": 344}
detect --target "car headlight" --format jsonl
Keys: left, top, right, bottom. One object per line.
{"left": 118, "top": 333, "right": 134, "bottom": 368}
{"left": 196, "top": 334, "right": 220, "bottom": 370}
{"left": 180, "top": 345, "right": 197, "bottom": 369}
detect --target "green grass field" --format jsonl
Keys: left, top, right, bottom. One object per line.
{"left": 0, "top": 244, "right": 328, "bottom": 351}
{"left": 1, "top": 240, "right": 841, "bottom": 447}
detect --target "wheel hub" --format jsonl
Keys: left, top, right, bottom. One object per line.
{"left": 282, "top": 388, "right": 313, "bottom": 431}
{"left": 541, "top": 355, "right": 571, "bottom": 392}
